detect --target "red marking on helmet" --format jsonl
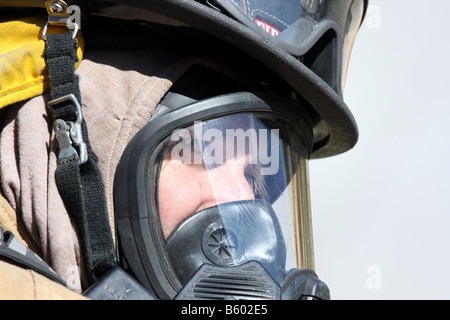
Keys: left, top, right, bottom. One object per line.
{"left": 255, "top": 19, "right": 280, "bottom": 36}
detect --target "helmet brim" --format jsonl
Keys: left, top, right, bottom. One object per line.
{"left": 101, "top": 0, "right": 360, "bottom": 158}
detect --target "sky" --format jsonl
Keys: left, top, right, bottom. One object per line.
{"left": 309, "top": 0, "right": 450, "bottom": 300}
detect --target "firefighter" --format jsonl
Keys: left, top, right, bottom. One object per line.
{"left": 0, "top": 0, "right": 368, "bottom": 299}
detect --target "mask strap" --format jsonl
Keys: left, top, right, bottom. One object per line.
{"left": 43, "top": 2, "right": 117, "bottom": 285}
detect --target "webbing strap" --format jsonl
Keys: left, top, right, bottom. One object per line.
{"left": 44, "top": 31, "right": 117, "bottom": 284}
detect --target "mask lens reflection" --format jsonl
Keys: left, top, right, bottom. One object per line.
{"left": 158, "top": 113, "right": 281, "bottom": 238}
{"left": 154, "top": 111, "right": 315, "bottom": 284}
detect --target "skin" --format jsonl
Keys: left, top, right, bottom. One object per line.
{"left": 158, "top": 154, "right": 255, "bottom": 238}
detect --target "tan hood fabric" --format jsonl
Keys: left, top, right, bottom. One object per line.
{"left": 0, "top": 49, "right": 197, "bottom": 292}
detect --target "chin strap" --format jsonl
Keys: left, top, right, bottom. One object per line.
{"left": 43, "top": 1, "right": 117, "bottom": 285}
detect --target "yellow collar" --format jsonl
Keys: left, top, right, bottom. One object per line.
{"left": 0, "top": 14, "right": 84, "bottom": 109}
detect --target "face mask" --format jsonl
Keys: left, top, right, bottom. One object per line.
{"left": 109, "top": 91, "right": 329, "bottom": 300}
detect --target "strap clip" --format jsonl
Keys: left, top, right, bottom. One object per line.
{"left": 42, "top": 0, "right": 80, "bottom": 40}
{"left": 48, "top": 94, "right": 87, "bottom": 165}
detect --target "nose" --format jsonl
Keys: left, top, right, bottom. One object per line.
{"left": 158, "top": 157, "right": 256, "bottom": 238}
{"left": 196, "top": 162, "right": 255, "bottom": 212}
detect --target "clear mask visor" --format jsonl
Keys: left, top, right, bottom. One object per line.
{"left": 155, "top": 112, "right": 314, "bottom": 286}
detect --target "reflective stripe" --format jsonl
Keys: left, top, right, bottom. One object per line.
{"left": 0, "top": 227, "right": 66, "bottom": 285}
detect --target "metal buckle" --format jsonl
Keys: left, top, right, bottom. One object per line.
{"left": 48, "top": 94, "right": 88, "bottom": 165}
{"left": 42, "top": 0, "right": 80, "bottom": 40}
{"left": 42, "top": 20, "right": 79, "bottom": 40}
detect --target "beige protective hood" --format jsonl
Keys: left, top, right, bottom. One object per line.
{"left": 0, "top": 49, "right": 199, "bottom": 292}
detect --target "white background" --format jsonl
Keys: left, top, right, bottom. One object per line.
{"left": 310, "top": 0, "right": 450, "bottom": 299}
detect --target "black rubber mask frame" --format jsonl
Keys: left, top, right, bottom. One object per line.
{"left": 114, "top": 91, "right": 315, "bottom": 299}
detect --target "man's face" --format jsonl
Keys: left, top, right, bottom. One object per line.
{"left": 158, "top": 152, "right": 256, "bottom": 238}
{"left": 155, "top": 114, "right": 283, "bottom": 238}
